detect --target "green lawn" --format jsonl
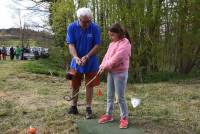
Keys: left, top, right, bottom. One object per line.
{"left": 0, "top": 60, "right": 199, "bottom": 134}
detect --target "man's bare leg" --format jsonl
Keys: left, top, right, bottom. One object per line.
{"left": 85, "top": 86, "right": 94, "bottom": 119}
{"left": 68, "top": 81, "right": 80, "bottom": 115}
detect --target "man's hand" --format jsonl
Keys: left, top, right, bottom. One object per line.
{"left": 80, "top": 55, "right": 89, "bottom": 66}
{"left": 68, "top": 45, "right": 82, "bottom": 65}
{"left": 74, "top": 56, "right": 82, "bottom": 65}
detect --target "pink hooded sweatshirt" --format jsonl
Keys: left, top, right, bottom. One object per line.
{"left": 100, "top": 38, "right": 131, "bottom": 73}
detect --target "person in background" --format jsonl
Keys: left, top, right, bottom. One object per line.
{"left": 0, "top": 47, "right": 2, "bottom": 60}
{"left": 21, "top": 46, "right": 25, "bottom": 60}
{"left": 10, "top": 46, "right": 15, "bottom": 60}
{"left": 15, "top": 46, "right": 21, "bottom": 60}
{"left": 2, "top": 46, "right": 7, "bottom": 60}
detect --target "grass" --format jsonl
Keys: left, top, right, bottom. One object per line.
{"left": 23, "top": 58, "right": 66, "bottom": 77}
{"left": 143, "top": 70, "right": 200, "bottom": 83}
{"left": 0, "top": 59, "right": 199, "bottom": 134}
{"left": 0, "top": 60, "right": 78, "bottom": 133}
{"left": 125, "top": 82, "right": 200, "bottom": 134}
{"left": 22, "top": 55, "right": 200, "bottom": 84}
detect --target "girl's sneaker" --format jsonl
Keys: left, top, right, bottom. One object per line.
{"left": 119, "top": 118, "right": 128, "bottom": 129}
{"left": 98, "top": 115, "right": 113, "bottom": 124}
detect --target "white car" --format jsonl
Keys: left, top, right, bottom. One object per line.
{"left": 23, "top": 52, "right": 35, "bottom": 60}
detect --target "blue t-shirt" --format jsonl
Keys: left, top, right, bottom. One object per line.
{"left": 66, "top": 21, "right": 101, "bottom": 73}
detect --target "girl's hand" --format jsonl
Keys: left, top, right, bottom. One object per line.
{"left": 98, "top": 67, "right": 105, "bottom": 74}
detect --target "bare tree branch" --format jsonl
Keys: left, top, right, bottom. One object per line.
{"left": 8, "top": 0, "right": 51, "bottom": 32}
{"left": 11, "top": 0, "right": 49, "bottom": 12}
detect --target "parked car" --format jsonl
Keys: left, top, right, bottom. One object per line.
{"left": 6, "top": 47, "right": 11, "bottom": 56}
{"left": 40, "top": 48, "right": 49, "bottom": 58}
{"left": 23, "top": 52, "right": 35, "bottom": 60}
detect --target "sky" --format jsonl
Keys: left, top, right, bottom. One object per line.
{"left": 0, "top": 0, "right": 49, "bottom": 30}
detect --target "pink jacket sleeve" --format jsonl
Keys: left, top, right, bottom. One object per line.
{"left": 99, "top": 49, "right": 109, "bottom": 68}
{"left": 104, "top": 40, "right": 131, "bottom": 70}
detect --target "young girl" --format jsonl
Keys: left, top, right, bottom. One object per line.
{"left": 98, "top": 23, "right": 131, "bottom": 129}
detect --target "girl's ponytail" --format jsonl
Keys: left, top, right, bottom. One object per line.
{"left": 123, "top": 29, "right": 131, "bottom": 44}
{"left": 109, "top": 23, "right": 132, "bottom": 44}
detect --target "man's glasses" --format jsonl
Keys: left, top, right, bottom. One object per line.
{"left": 79, "top": 19, "right": 91, "bottom": 24}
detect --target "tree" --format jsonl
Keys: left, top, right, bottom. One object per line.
{"left": 46, "top": 0, "right": 200, "bottom": 82}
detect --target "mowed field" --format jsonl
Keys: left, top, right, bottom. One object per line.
{"left": 0, "top": 60, "right": 199, "bottom": 134}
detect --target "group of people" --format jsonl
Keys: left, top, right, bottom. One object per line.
{"left": 0, "top": 46, "right": 25, "bottom": 61}
{"left": 66, "top": 7, "right": 132, "bottom": 129}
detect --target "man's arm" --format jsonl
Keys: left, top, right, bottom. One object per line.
{"left": 68, "top": 44, "right": 82, "bottom": 65}
{"left": 81, "top": 24, "right": 101, "bottom": 65}
{"left": 87, "top": 45, "right": 99, "bottom": 58}
{"left": 81, "top": 45, "right": 99, "bottom": 66}
{"left": 88, "top": 25, "right": 101, "bottom": 57}
{"left": 68, "top": 44, "right": 78, "bottom": 58}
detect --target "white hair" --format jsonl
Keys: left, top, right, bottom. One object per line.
{"left": 76, "top": 7, "right": 93, "bottom": 19}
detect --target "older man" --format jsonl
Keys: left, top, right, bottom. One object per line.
{"left": 66, "top": 7, "right": 101, "bottom": 119}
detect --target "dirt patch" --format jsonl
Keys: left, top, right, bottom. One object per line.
{"left": 0, "top": 91, "right": 7, "bottom": 97}
{"left": 0, "top": 67, "right": 68, "bottom": 111}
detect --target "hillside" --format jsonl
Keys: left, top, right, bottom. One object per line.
{"left": 0, "top": 28, "right": 53, "bottom": 41}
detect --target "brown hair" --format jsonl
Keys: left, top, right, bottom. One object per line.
{"left": 109, "top": 23, "right": 131, "bottom": 43}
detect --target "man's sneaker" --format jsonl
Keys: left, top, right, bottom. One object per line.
{"left": 85, "top": 107, "right": 93, "bottom": 119}
{"left": 98, "top": 115, "right": 113, "bottom": 124}
{"left": 119, "top": 118, "right": 128, "bottom": 129}
{"left": 68, "top": 106, "right": 79, "bottom": 115}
